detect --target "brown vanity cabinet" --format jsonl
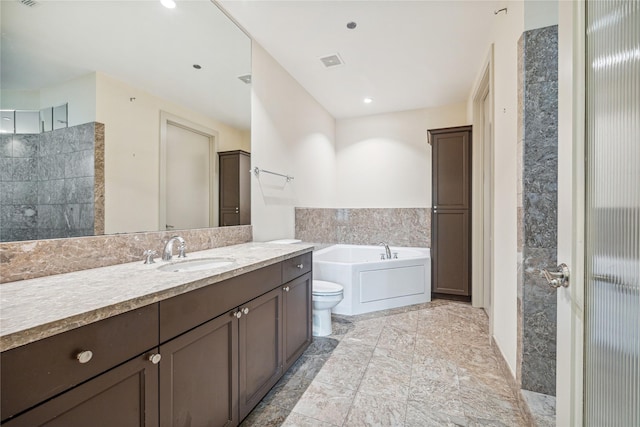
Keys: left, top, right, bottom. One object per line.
{"left": 0, "top": 304, "right": 159, "bottom": 424}
{"left": 0, "top": 252, "right": 313, "bottom": 427}
{"left": 283, "top": 272, "right": 312, "bottom": 370}
{"left": 238, "top": 287, "right": 283, "bottom": 420}
{"left": 160, "top": 310, "right": 239, "bottom": 427}
{"left": 3, "top": 351, "right": 160, "bottom": 427}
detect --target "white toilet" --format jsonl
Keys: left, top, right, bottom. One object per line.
{"left": 312, "top": 280, "right": 344, "bottom": 337}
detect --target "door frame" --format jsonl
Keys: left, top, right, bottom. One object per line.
{"left": 556, "top": 1, "right": 586, "bottom": 425}
{"left": 159, "top": 111, "right": 219, "bottom": 231}
{"left": 469, "top": 45, "right": 495, "bottom": 330}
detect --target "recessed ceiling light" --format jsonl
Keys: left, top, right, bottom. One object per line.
{"left": 363, "top": 97, "right": 373, "bottom": 104}
{"left": 193, "top": 64, "right": 202, "bottom": 70}
{"left": 160, "top": 0, "right": 176, "bottom": 9}
{"left": 347, "top": 21, "right": 357, "bottom": 30}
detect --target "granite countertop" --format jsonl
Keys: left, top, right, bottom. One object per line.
{"left": 0, "top": 242, "right": 314, "bottom": 353}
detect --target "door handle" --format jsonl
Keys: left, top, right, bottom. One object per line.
{"left": 541, "top": 263, "right": 570, "bottom": 289}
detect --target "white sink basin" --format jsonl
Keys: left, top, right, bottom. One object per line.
{"left": 157, "top": 257, "right": 235, "bottom": 273}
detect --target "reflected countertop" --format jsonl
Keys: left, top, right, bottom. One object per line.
{"left": 0, "top": 242, "right": 314, "bottom": 352}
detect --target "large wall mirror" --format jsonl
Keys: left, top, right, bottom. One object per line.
{"left": 0, "top": 0, "right": 251, "bottom": 242}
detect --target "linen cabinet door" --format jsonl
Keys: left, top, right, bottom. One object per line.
{"left": 3, "top": 351, "right": 159, "bottom": 427}
{"left": 159, "top": 311, "right": 239, "bottom": 427}
{"left": 283, "top": 272, "right": 312, "bottom": 370}
{"left": 238, "top": 287, "right": 283, "bottom": 421}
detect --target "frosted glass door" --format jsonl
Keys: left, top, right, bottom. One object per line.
{"left": 584, "top": 1, "right": 639, "bottom": 425}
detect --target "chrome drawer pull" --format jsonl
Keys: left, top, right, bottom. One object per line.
{"left": 296, "top": 264, "right": 304, "bottom": 269}
{"left": 148, "top": 353, "right": 162, "bottom": 364}
{"left": 76, "top": 350, "right": 93, "bottom": 364}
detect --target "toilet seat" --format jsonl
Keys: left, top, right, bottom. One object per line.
{"left": 312, "top": 280, "right": 343, "bottom": 296}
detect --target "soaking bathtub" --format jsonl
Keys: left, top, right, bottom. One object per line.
{"left": 313, "top": 244, "right": 431, "bottom": 315}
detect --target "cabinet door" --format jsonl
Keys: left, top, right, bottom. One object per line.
{"left": 283, "top": 272, "right": 312, "bottom": 370}
{"left": 159, "top": 311, "right": 238, "bottom": 427}
{"left": 3, "top": 351, "right": 159, "bottom": 427}
{"left": 218, "top": 151, "right": 250, "bottom": 227}
{"left": 238, "top": 287, "right": 283, "bottom": 420}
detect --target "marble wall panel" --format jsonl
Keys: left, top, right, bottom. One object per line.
{"left": 295, "top": 208, "right": 430, "bottom": 247}
{"left": 519, "top": 25, "right": 558, "bottom": 396}
{"left": 0, "top": 225, "right": 252, "bottom": 283}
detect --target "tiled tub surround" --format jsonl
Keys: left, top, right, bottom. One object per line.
{"left": 0, "top": 123, "right": 105, "bottom": 242}
{"left": 518, "top": 25, "right": 559, "bottom": 398}
{"left": 0, "top": 241, "right": 313, "bottom": 352}
{"left": 295, "top": 208, "right": 430, "bottom": 247}
{"left": 241, "top": 300, "right": 530, "bottom": 427}
{"left": 0, "top": 225, "right": 252, "bottom": 283}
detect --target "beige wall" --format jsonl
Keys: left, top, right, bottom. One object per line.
{"left": 250, "top": 42, "right": 337, "bottom": 242}
{"left": 96, "top": 72, "right": 249, "bottom": 234}
{"left": 467, "top": 1, "right": 525, "bottom": 376}
{"left": 335, "top": 104, "right": 467, "bottom": 208}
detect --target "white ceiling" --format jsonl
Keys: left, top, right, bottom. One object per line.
{"left": 219, "top": 0, "right": 499, "bottom": 119}
{"left": 1, "top": 0, "right": 252, "bottom": 129}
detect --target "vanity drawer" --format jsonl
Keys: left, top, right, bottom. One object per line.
{"left": 159, "top": 262, "right": 281, "bottom": 342}
{"left": 0, "top": 303, "right": 159, "bottom": 421}
{"left": 282, "top": 252, "right": 312, "bottom": 284}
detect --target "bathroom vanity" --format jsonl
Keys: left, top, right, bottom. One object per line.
{"left": 0, "top": 243, "right": 313, "bottom": 426}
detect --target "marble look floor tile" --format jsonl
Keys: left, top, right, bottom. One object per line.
{"left": 341, "top": 321, "right": 384, "bottom": 346}
{"left": 405, "top": 402, "right": 470, "bottom": 427}
{"left": 288, "top": 354, "right": 331, "bottom": 382}
{"left": 282, "top": 411, "right": 338, "bottom": 427}
{"left": 377, "top": 324, "right": 417, "bottom": 352}
{"left": 408, "top": 376, "right": 465, "bottom": 417}
{"left": 262, "top": 372, "right": 313, "bottom": 411}
{"left": 313, "top": 353, "right": 369, "bottom": 390}
{"left": 291, "top": 381, "right": 356, "bottom": 426}
{"left": 358, "top": 349, "right": 412, "bottom": 400}
{"left": 459, "top": 386, "right": 524, "bottom": 427}
{"left": 242, "top": 300, "right": 529, "bottom": 427}
{"left": 240, "top": 402, "right": 290, "bottom": 427}
{"left": 343, "top": 392, "right": 407, "bottom": 427}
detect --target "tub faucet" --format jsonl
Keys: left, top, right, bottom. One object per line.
{"left": 162, "top": 236, "right": 187, "bottom": 261}
{"left": 379, "top": 242, "right": 392, "bottom": 260}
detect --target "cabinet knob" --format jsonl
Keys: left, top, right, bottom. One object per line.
{"left": 242, "top": 307, "right": 249, "bottom": 315}
{"left": 296, "top": 264, "right": 304, "bottom": 269}
{"left": 76, "top": 350, "right": 93, "bottom": 364}
{"left": 283, "top": 286, "right": 290, "bottom": 292}
{"left": 233, "top": 311, "right": 242, "bottom": 319}
{"left": 148, "top": 353, "right": 162, "bottom": 364}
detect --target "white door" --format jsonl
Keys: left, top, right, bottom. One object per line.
{"left": 557, "top": 2, "right": 639, "bottom": 426}
{"left": 556, "top": 4, "right": 585, "bottom": 425}
{"left": 482, "top": 90, "right": 493, "bottom": 315}
{"left": 166, "top": 123, "right": 212, "bottom": 230}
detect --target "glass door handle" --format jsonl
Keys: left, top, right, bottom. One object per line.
{"left": 541, "top": 263, "right": 570, "bottom": 289}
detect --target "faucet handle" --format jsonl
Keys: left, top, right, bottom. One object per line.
{"left": 177, "top": 242, "right": 187, "bottom": 258}
{"left": 143, "top": 250, "right": 157, "bottom": 264}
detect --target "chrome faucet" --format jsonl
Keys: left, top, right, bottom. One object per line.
{"left": 162, "top": 236, "right": 187, "bottom": 261}
{"left": 379, "top": 242, "right": 392, "bottom": 260}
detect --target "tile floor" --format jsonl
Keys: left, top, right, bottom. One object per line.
{"left": 241, "top": 300, "right": 530, "bottom": 427}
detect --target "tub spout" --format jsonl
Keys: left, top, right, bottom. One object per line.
{"left": 379, "top": 242, "right": 392, "bottom": 260}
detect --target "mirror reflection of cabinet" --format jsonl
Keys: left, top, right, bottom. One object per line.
{"left": 218, "top": 151, "right": 251, "bottom": 227}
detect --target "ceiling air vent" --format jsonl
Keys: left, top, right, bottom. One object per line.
{"left": 320, "top": 54, "right": 344, "bottom": 68}
{"left": 237, "top": 74, "right": 252, "bottom": 85}
{"left": 18, "top": 0, "right": 39, "bottom": 7}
